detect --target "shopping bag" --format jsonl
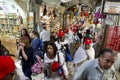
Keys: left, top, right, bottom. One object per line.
{"left": 31, "top": 56, "right": 44, "bottom": 74}
{"left": 66, "top": 53, "right": 73, "bottom": 62}
{"left": 51, "top": 61, "right": 60, "bottom": 72}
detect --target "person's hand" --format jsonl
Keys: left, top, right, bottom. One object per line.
{"left": 18, "top": 46, "right": 23, "bottom": 50}
{"left": 36, "top": 55, "right": 41, "bottom": 60}
{"left": 21, "top": 46, "right": 24, "bottom": 50}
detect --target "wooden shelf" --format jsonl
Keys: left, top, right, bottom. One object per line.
{"left": 0, "top": 17, "right": 20, "bottom": 36}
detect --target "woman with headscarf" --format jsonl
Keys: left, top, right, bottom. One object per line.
{"left": 73, "top": 38, "right": 95, "bottom": 72}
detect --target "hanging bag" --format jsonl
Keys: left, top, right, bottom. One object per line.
{"left": 37, "top": 39, "right": 44, "bottom": 59}
{"left": 31, "top": 55, "right": 44, "bottom": 74}
{"left": 57, "top": 53, "right": 64, "bottom": 76}
{"left": 61, "top": 44, "right": 73, "bottom": 62}
{"left": 51, "top": 52, "right": 60, "bottom": 72}
{"left": 66, "top": 53, "right": 73, "bottom": 61}
{"left": 51, "top": 61, "right": 60, "bottom": 72}
{"left": 51, "top": 52, "right": 64, "bottom": 75}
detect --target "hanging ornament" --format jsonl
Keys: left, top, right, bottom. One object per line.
{"left": 93, "top": 18, "right": 99, "bottom": 24}
{"left": 43, "top": 5, "right": 47, "bottom": 16}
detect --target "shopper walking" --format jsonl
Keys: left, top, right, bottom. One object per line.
{"left": 16, "top": 29, "right": 34, "bottom": 80}
{"left": 83, "top": 29, "right": 93, "bottom": 44}
{"left": 40, "top": 23, "right": 50, "bottom": 53}
{"left": 31, "top": 30, "right": 44, "bottom": 61}
{"left": 84, "top": 38, "right": 95, "bottom": 60}
{"left": 20, "top": 28, "right": 31, "bottom": 44}
{"left": 73, "top": 44, "right": 88, "bottom": 72}
{"left": 55, "top": 29, "right": 73, "bottom": 62}
{"left": 44, "top": 42, "right": 68, "bottom": 80}
{"left": 73, "top": 48, "right": 117, "bottom": 80}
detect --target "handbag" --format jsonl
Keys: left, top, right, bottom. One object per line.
{"left": 66, "top": 53, "right": 73, "bottom": 62}
{"left": 51, "top": 52, "right": 60, "bottom": 72}
{"left": 36, "top": 49, "right": 44, "bottom": 59}
{"left": 57, "top": 53, "right": 65, "bottom": 76}
{"left": 51, "top": 52, "right": 65, "bottom": 76}
{"left": 51, "top": 61, "right": 60, "bottom": 72}
{"left": 58, "top": 66, "right": 64, "bottom": 75}
{"left": 35, "top": 39, "right": 44, "bottom": 59}
{"left": 31, "top": 56, "right": 44, "bottom": 74}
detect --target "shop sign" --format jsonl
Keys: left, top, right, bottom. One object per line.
{"left": 102, "top": 1, "right": 120, "bottom": 15}
{"left": 105, "top": 15, "right": 117, "bottom": 25}
{"left": 81, "top": 5, "right": 88, "bottom": 11}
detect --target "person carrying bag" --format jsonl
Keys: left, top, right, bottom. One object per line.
{"left": 31, "top": 55, "right": 44, "bottom": 74}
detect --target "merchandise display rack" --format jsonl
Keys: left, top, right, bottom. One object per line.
{"left": 0, "top": 13, "right": 20, "bottom": 38}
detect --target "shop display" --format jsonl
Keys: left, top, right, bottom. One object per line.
{"left": 28, "top": 12, "right": 34, "bottom": 29}
{"left": 106, "top": 15, "right": 118, "bottom": 26}
{"left": 0, "top": 13, "right": 21, "bottom": 38}
{"left": 39, "top": 5, "right": 62, "bottom": 32}
{"left": 0, "top": 13, "right": 21, "bottom": 56}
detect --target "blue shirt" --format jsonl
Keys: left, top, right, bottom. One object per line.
{"left": 31, "top": 38, "right": 40, "bottom": 51}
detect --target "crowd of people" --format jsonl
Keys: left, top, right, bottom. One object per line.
{"left": 0, "top": 23, "right": 119, "bottom": 80}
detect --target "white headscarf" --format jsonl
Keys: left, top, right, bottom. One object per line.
{"left": 73, "top": 46, "right": 87, "bottom": 64}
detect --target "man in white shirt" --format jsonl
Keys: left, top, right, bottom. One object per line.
{"left": 40, "top": 23, "right": 50, "bottom": 52}
{"left": 40, "top": 23, "right": 50, "bottom": 42}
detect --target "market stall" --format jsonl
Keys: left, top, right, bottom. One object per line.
{"left": 101, "top": 0, "right": 120, "bottom": 51}
{"left": 0, "top": 0, "right": 27, "bottom": 57}
{"left": 38, "top": 4, "right": 65, "bottom": 33}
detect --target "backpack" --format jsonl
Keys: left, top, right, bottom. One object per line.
{"left": 60, "top": 43, "right": 73, "bottom": 62}
{"left": 36, "top": 39, "right": 44, "bottom": 59}
{"left": 37, "top": 39, "right": 43, "bottom": 51}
